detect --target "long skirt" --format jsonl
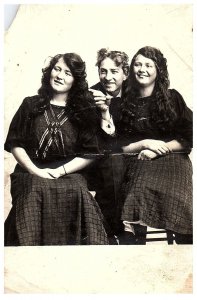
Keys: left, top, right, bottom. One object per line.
{"left": 5, "top": 167, "right": 109, "bottom": 246}
{"left": 120, "top": 153, "right": 193, "bottom": 235}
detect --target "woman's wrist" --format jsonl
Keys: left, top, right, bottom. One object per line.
{"left": 27, "top": 165, "right": 40, "bottom": 175}
{"left": 58, "top": 165, "right": 68, "bottom": 176}
{"left": 122, "top": 140, "right": 144, "bottom": 153}
{"left": 141, "top": 139, "right": 148, "bottom": 150}
{"left": 122, "top": 145, "right": 128, "bottom": 153}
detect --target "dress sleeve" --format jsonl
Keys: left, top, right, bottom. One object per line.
{"left": 171, "top": 89, "right": 193, "bottom": 148}
{"left": 75, "top": 126, "right": 122, "bottom": 158}
{"left": 74, "top": 128, "right": 100, "bottom": 158}
{"left": 4, "top": 97, "right": 33, "bottom": 153}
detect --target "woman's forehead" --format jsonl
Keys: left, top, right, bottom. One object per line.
{"left": 55, "top": 57, "right": 71, "bottom": 71}
{"left": 135, "top": 54, "right": 155, "bottom": 64}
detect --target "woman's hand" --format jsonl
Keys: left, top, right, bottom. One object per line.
{"left": 32, "top": 167, "right": 65, "bottom": 179}
{"left": 89, "top": 88, "right": 112, "bottom": 111}
{"left": 138, "top": 149, "right": 158, "bottom": 160}
{"left": 11, "top": 147, "right": 62, "bottom": 179}
{"left": 45, "top": 167, "right": 65, "bottom": 179}
{"left": 143, "top": 139, "right": 172, "bottom": 155}
{"left": 122, "top": 139, "right": 171, "bottom": 155}
{"left": 31, "top": 167, "right": 56, "bottom": 179}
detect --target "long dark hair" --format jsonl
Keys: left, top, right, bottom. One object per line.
{"left": 35, "top": 53, "right": 98, "bottom": 128}
{"left": 121, "top": 46, "right": 177, "bottom": 131}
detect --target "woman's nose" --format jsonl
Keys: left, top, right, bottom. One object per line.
{"left": 139, "top": 65, "right": 146, "bottom": 72}
{"left": 57, "top": 70, "right": 65, "bottom": 79}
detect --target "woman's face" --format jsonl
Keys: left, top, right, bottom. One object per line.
{"left": 50, "top": 57, "right": 74, "bottom": 95}
{"left": 133, "top": 54, "right": 157, "bottom": 88}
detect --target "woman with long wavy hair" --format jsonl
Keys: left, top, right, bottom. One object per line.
{"left": 4, "top": 52, "right": 109, "bottom": 246}
{"left": 117, "top": 46, "right": 193, "bottom": 244}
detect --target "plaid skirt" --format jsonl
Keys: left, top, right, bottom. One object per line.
{"left": 120, "top": 153, "right": 193, "bottom": 234}
{"left": 5, "top": 167, "right": 109, "bottom": 246}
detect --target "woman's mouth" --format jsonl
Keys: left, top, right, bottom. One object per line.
{"left": 54, "top": 79, "right": 63, "bottom": 85}
{"left": 137, "top": 73, "right": 149, "bottom": 78}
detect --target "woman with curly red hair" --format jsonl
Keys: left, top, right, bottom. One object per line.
{"left": 117, "top": 46, "right": 193, "bottom": 244}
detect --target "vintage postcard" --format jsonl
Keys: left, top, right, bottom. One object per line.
{"left": 3, "top": 1, "right": 194, "bottom": 295}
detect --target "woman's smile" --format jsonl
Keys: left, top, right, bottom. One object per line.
{"left": 54, "top": 79, "right": 64, "bottom": 85}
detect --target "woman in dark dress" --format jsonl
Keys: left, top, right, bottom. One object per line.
{"left": 4, "top": 53, "right": 109, "bottom": 246}
{"left": 118, "top": 46, "right": 193, "bottom": 244}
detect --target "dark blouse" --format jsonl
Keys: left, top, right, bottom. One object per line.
{"left": 119, "top": 89, "right": 193, "bottom": 150}
{"left": 4, "top": 96, "right": 101, "bottom": 163}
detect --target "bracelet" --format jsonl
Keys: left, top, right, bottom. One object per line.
{"left": 62, "top": 165, "right": 67, "bottom": 175}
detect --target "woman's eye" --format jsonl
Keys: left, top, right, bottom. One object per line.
{"left": 54, "top": 66, "right": 60, "bottom": 71}
{"left": 65, "top": 71, "right": 72, "bottom": 76}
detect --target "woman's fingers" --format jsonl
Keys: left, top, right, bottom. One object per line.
{"left": 155, "top": 148, "right": 167, "bottom": 155}
{"left": 138, "top": 149, "right": 157, "bottom": 160}
{"left": 155, "top": 146, "right": 171, "bottom": 155}
{"left": 145, "top": 140, "right": 172, "bottom": 154}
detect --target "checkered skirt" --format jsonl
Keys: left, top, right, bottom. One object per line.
{"left": 120, "top": 153, "right": 192, "bottom": 234}
{"left": 5, "top": 169, "right": 109, "bottom": 246}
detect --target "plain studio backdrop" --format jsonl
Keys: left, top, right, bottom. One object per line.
{"left": 3, "top": 2, "right": 193, "bottom": 294}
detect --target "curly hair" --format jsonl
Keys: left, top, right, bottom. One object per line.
{"left": 121, "top": 46, "right": 178, "bottom": 131}
{"left": 96, "top": 48, "right": 129, "bottom": 76}
{"left": 35, "top": 53, "right": 99, "bottom": 129}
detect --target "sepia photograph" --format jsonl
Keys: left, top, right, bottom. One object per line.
{"left": 3, "top": 0, "right": 194, "bottom": 295}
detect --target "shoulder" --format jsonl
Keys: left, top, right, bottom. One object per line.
{"left": 20, "top": 95, "right": 41, "bottom": 107}
{"left": 169, "top": 88, "right": 183, "bottom": 99}
{"left": 9, "top": 95, "right": 47, "bottom": 122}
{"left": 169, "top": 88, "right": 186, "bottom": 106}
{"left": 20, "top": 95, "right": 45, "bottom": 113}
{"left": 169, "top": 88, "right": 192, "bottom": 115}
